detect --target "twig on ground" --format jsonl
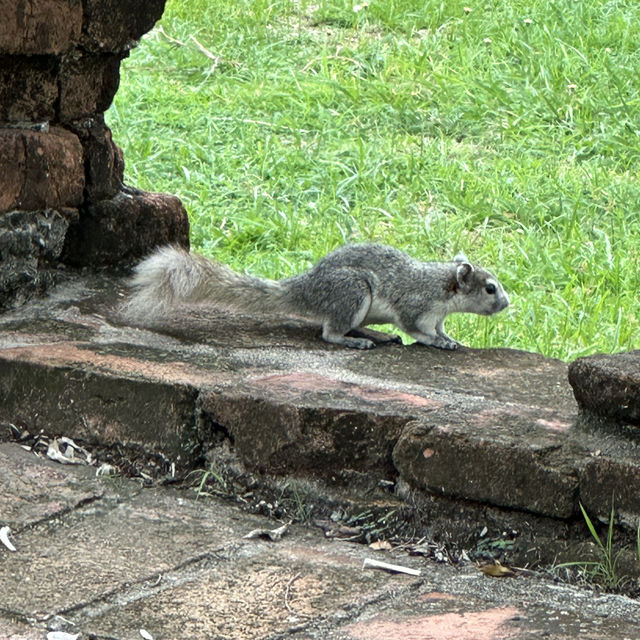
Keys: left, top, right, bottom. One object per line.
{"left": 284, "top": 572, "right": 302, "bottom": 614}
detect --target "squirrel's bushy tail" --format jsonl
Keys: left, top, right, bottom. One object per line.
{"left": 123, "top": 245, "right": 288, "bottom": 319}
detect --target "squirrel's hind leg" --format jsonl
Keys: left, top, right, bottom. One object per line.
{"left": 319, "top": 279, "right": 379, "bottom": 349}
{"left": 304, "top": 271, "right": 377, "bottom": 349}
{"left": 348, "top": 327, "right": 403, "bottom": 345}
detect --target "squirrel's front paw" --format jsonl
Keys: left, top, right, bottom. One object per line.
{"left": 432, "top": 335, "right": 459, "bottom": 350}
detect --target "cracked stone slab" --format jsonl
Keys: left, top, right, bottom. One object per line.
{"left": 0, "top": 479, "right": 273, "bottom": 618}
{"left": 331, "top": 574, "right": 640, "bottom": 640}
{"left": 0, "top": 443, "right": 104, "bottom": 530}
{"left": 1, "top": 440, "right": 640, "bottom": 640}
{"left": 78, "top": 539, "right": 419, "bottom": 640}
{"left": 0, "top": 448, "right": 419, "bottom": 639}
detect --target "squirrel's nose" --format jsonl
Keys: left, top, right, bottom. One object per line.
{"left": 492, "top": 291, "right": 509, "bottom": 313}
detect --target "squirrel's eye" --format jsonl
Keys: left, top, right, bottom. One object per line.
{"left": 485, "top": 283, "right": 496, "bottom": 295}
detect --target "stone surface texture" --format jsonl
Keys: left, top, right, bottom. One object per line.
{"left": 0, "top": 0, "right": 189, "bottom": 310}
{"left": 569, "top": 351, "right": 640, "bottom": 426}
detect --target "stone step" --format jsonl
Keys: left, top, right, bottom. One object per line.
{"left": 2, "top": 273, "right": 640, "bottom": 567}
{"left": 569, "top": 351, "right": 640, "bottom": 426}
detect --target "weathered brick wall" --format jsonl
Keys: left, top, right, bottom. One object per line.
{"left": 0, "top": 0, "right": 189, "bottom": 310}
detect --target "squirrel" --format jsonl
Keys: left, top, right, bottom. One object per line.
{"left": 125, "top": 243, "right": 510, "bottom": 350}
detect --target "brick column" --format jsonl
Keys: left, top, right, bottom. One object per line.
{"left": 0, "top": 0, "right": 189, "bottom": 309}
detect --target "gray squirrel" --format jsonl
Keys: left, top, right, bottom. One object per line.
{"left": 126, "top": 243, "right": 510, "bottom": 350}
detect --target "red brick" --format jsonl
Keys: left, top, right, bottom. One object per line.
{"left": 62, "top": 188, "right": 189, "bottom": 265}
{"left": 0, "top": 55, "right": 58, "bottom": 122}
{"left": 59, "top": 51, "right": 124, "bottom": 121}
{"left": 0, "top": 0, "right": 82, "bottom": 55}
{"left": 0, "top": 127, "right": 84, "bottom": 213}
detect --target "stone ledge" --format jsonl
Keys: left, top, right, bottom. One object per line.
{"left": 1, "top": 273, "right": 640, "bottom": 565}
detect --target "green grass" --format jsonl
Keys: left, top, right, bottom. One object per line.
{"left": 556, "top": 500, "right": 624, "bottom": 591}
{"left": 106, "top": 0, "right": 640, "bottom": 359}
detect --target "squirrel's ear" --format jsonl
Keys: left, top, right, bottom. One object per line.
{"left": 456, "top": 262, "right": 474, "bottom": 284}
{"left": 453, "top": 253, "right": 468, "bottom": 264}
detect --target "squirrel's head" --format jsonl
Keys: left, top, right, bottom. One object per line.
{"left": 452, "top": 255, "right": 510, "bottom": 316}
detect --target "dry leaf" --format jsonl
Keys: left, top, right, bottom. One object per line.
{"left": 139, "top": 629, "right": 154, "bottom": 640}
{"left": 369, "top": 540, "right": 392, "bottom": 551}
{"left": 314, "top": 520, "right": 362, "bottom": 539}
{"left": 478, "top": 563, "right": 516, "bottom": 578}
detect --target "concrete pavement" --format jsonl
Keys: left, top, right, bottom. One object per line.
{"left": 2, "top": 441, "right": 640, "bottom": 640}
